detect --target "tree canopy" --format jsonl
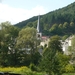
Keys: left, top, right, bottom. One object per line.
{"left": 40, "top": 35, "right": 70, "bottom": 75}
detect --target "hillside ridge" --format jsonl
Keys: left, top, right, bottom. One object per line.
{"left": 15, "top": 2, "right": 75, "bottom": 36}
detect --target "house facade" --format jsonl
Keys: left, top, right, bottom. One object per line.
{"left": 61, "top": 36, "right": 74, "bottom": 55}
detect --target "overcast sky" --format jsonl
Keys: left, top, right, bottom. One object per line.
{"left": 0, "top": 0, "right": 75, "bottom": 24}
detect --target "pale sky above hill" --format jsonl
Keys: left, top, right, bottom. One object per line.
{"left": 0, "top": 0, "right": 75, "bottom": 24}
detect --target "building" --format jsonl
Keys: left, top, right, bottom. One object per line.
{"left": 61, "top": 35, "right": 75, "bottom": 64}
{"left": 40, "top": 36, "right": 49, "bottom": 47}
{"left": 36, "top": 15, "right": 42, "bottom": 40}
{"left": 36, "top": 15, "right": 49, "bottom": 47}
{"left": 61, "top": 36, "right": 74, "bottom": 55}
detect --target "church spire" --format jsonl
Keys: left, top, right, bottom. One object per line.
{"left": 37, "top": 15, "right": 40, "bottom": 33}
{"left": 36, "top": 15, "right": 42, "bottom": 40}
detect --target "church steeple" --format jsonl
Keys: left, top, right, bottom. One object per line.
{"left": 37, "top": 15, "right": 40, "bottom": 32}
{"left": 36, "top": 15, "right": 42, "bottom": 40}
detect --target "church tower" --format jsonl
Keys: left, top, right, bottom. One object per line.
{"left": 36, "top": 15, "right": 42, "bottom": 40}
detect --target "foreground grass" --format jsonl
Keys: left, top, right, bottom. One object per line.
{"left": 63, "top": 73, "right": 75, "bottom": 75}
{"left": 0, "top": 67, "right": 75, "bottom": 75}
{"left": 0, "top": 66, "right": 45, "bottom": 75}
{"left": 0, "top": 66, "right": 30, "bottom": 74}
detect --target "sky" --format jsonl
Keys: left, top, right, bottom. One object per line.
{"left": 0, "top": 0, "right": 75, "bottom": 24}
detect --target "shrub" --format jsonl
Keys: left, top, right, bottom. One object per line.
{"left": 0, "top": 66, "right": 30, "bottom": 74}
{"left": 29, "top": 63, "right": 37, "bottom": 71}
{"left": 65, "top": 64, "right": 74, "bottom": 73}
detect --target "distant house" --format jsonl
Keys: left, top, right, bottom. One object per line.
{"left": 40, "top": 35, "right": 74, "bottom": 55}
{"left": 40, "top": 36, "right": 49, "bottom": 47}
{"left": 61, "top": 35, "right": 75, "bottom": 64}
{"left": 61, "top": 36, "right": 74, "bottom": 55}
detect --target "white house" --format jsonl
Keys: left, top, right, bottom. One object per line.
{"left": 40, "top": 35, "right": 74, "bottom": 55}
{"left": 40, "top": 36, "right": 50, "bottom": 47}
{"left": 61, "top": 36, "right": 74, "bottom": 55}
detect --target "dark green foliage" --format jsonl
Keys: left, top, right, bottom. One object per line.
{"left": 0, "top": 22, "right": 20, "bottom": 66}
{"left": 48, "top": 35, "right": 62, "bottom": 52}
{"left": 62, "top": 35, "right": 69, "bottom": 41}
{"left": 0, "top": 22, "right": 41, "bottom": 67}
{"left": 40, "top": 36, "right": 61, "bottom": 75}
{"left": 40, "top": 48, "right": 66, "bottom": 75}
{"left": 39, "top": 35, "right": 70, "bottom": 75}
{"left": 57, "top": 53, "right": 70, "bottom": 73}
{"left": 29, "top": 63, "right": 37, "bottom": 71}
{"left": 16, "top": 27, "right": 41, "bottom": 66}
{"left": 40, "top": 48, "right": 62, "bottom": 75}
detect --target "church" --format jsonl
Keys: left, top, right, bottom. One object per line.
{"left": 36, "top": 15, "right": 50, "bottom": 47}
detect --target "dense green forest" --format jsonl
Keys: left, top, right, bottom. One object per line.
{"left": 15, "top": 2, "right": 75, "bottom": 36}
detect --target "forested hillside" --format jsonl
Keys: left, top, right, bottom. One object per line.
{"left": 15, "top": 2, "right": 75, "bottom": 36}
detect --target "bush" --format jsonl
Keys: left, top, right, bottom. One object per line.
{"left": 0, "top": 66, "right": 44, "bottom": 75}
{"left": 65, "top": 64, "right": 74, "bottom": 73}
{"left": 29, "top": 63, "right": 37, "bottom": 71}
{"left": 0, "top": 66, "right": 31, "bottom": 74}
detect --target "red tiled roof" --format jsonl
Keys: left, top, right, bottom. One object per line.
{"left": 42, "top": 36, "right": 48, "bottom": 38}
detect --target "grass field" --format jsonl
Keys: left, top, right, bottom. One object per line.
{"left": 63, "top": 73, "right": 75, "bottom": 75}
{"left": 0, "top": 66, "right": 45, "bottom": 75}
{"left": 0, "top": 67, "right": 75, "bottom": 75}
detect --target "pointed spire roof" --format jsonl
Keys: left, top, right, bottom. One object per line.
{"left": 37, "top": 15, "right": 40, "bottom": 33}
